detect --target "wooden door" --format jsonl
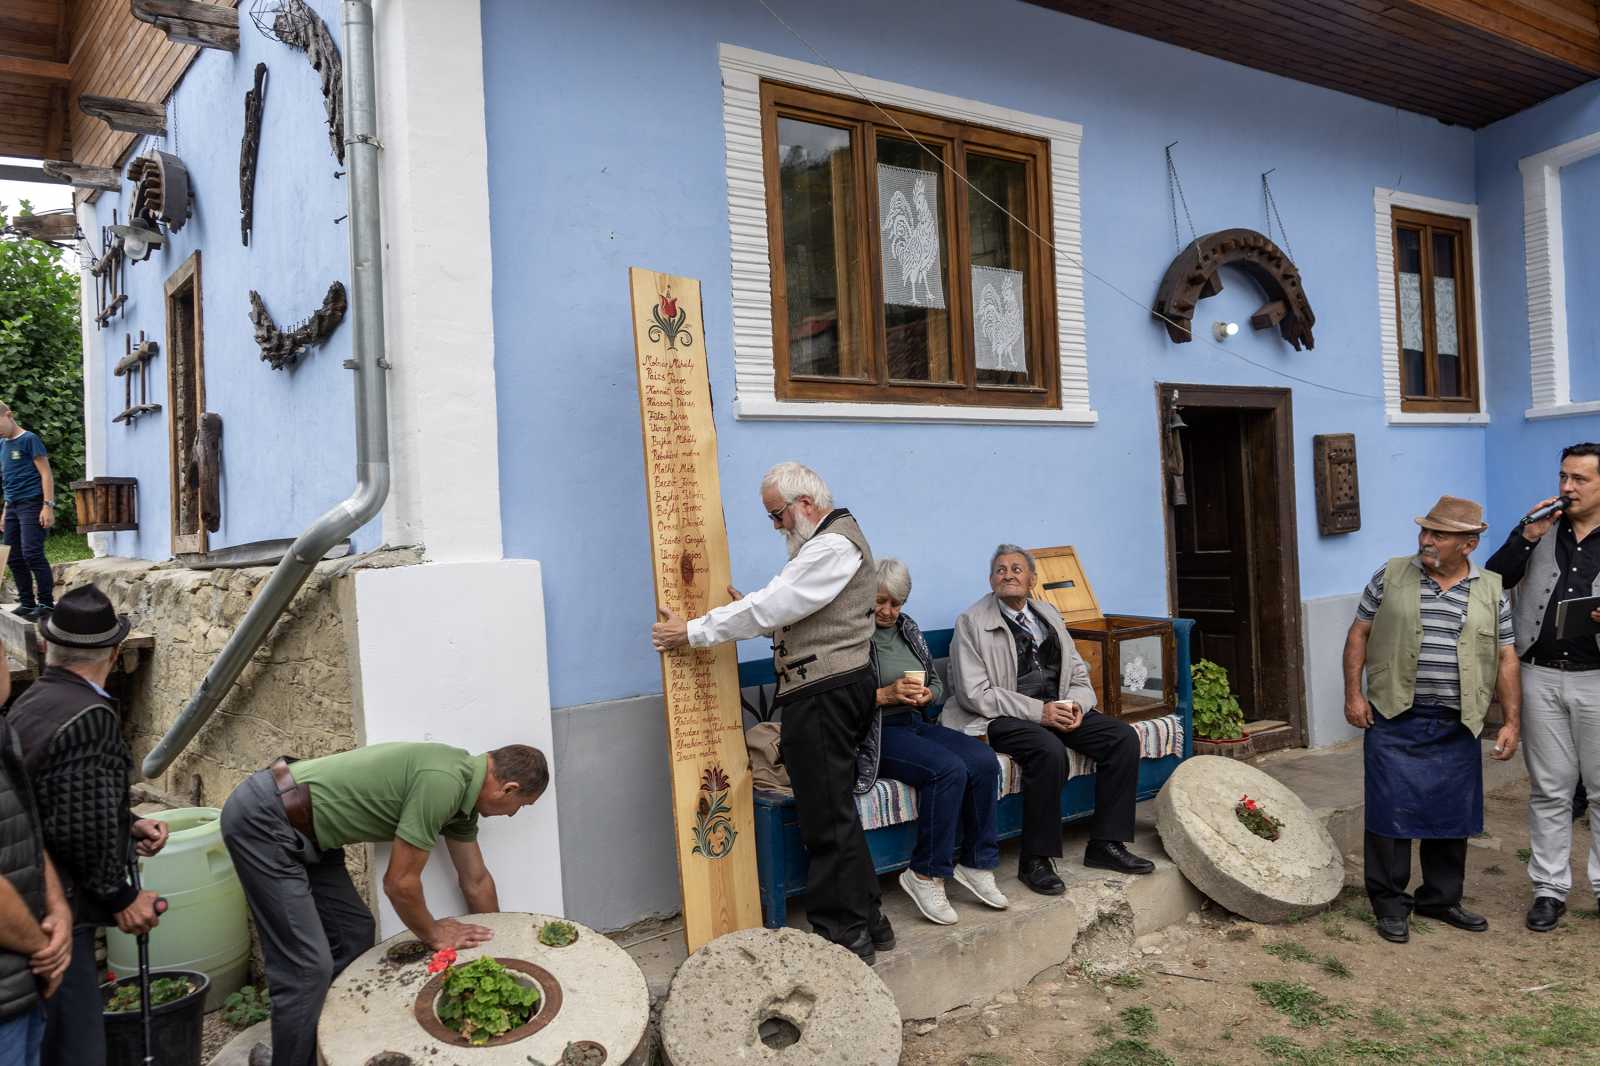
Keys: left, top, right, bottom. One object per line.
{"left": 1172, "top": 409, "right": 1261, "bottom": 717}
{"left": 165, "top": 252, "right": 206, "bottom": 555}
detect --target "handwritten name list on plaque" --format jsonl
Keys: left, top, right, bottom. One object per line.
{"left": 628, "top": 267, "right": 760, "bottom": 952}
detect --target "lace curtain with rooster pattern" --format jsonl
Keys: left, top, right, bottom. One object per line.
{"left": 877, "top": 164, "right": 945, "bottom": 309}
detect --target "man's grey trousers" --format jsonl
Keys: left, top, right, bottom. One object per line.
{"left": 220, "top": 769, "right": 376, "bottom": 1066}
{"left": 1521, "top": 665, "right": 1600, "bottom": 902}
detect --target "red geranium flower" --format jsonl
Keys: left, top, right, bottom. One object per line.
{"left": 427, "top": 948, "right": 457, "bottom": 974}
{"left": 1244, "top": 798, "right": 1258, "bottom": 811}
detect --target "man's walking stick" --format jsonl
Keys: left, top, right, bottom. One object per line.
{"left": 127, "top": 857, "right": 167, "bottom": 1066}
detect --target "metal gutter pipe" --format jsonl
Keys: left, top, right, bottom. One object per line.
{"left": 143, "top": 0, "right": 390, "bottom": 778}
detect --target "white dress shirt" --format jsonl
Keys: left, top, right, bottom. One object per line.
{"left": 687, "top": 532, "right": 863, "bottom": 647}
{"left": 1010, "top": 604, "right": 1046, "bottom": 644}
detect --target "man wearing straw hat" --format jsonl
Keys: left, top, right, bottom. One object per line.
{"left": 8, "top": 586, "right": 168, "bottom": 1066}
{"left": 1341, "top": 495, "right": 1521, "bottom": 944}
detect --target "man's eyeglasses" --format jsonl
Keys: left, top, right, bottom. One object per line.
{"left": 767, "top": 500, "right": 795, "bottom": 524}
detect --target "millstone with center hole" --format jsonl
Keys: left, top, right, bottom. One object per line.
{"left": 1155, "top": 755, "right": 1344, "bottom": 923}
{"left": 660, "top": 928, "right": 900, "bottom": 1066}
{"left": 317, "top": 912, "right": 648, "bottom": 1065}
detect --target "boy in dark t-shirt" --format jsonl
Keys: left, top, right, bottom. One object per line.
{"left": 0, "top": 403, "right": 55, "bottom": 619}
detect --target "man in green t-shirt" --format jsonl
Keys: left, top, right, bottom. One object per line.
{"left": 220, "top": 742, "right": 549, "bottom": 1066}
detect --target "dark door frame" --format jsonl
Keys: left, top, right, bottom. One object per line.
{"left": 1157, "top": 383, "right": 1308, "bottom": 748}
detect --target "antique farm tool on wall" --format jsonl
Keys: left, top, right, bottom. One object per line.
{"left": 126, "top": 151, "right": 193, "bottom": 233}
{"left": 254, "top": 0, "right": 344, "bottom": 164}
{"left": 1313, "top": 433, "right": 1361, "bottom": 535}
{"left": 249, "top": 281, "right": 347, "bottom": 369}
{"left": 240, "top": 64, "right": 268, "bottom": 246}
{"left": 93, "top": 215, "right": 129, "bottom": 328}
{"left": 132, "top": 0, "right": 241, "bottom": 51}
{"left": 113, "top": 332, "right": 162, "bottom": 425}
{"left": 188, "top": 412, "right": 223, "bottom": 533}
{"left": 629, "top": 267, "right": 761, "bottom": 953}
{"left": 1153, "top": 228, "right": 1316, "bottom": 350}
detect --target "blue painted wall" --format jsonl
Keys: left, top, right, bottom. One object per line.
{"left": 83, "top": 0, "right": 376, "bottom": 560}
{"left": 480, "top": 0, "right": 1486, "bottom": 709}
{"left": 1476, "top": 81, "right": 1600, "bottom": 537}
{"left": 1562, "top": 152, "right": 1600, "bottom": 404}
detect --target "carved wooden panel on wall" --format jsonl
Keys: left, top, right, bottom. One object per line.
{"left": 1313, "top": 433, "right": 1360, "bottom": 536}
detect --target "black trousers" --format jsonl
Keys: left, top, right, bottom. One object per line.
{"left": 4, "top": 500, "right": 52, "bottom": 609}
{"left": 221, "top": 769, "right": 376, "bottom": 1066}
{"left": 778, "top": 672, "right": 881, "bottom": 945}
{"left": 988, "top": 711, "right": 1140, "bottom": 857}
{"left": 41, "top": 924, "right": 103, "bottom": 1066}
{"left": 1364, "top": 832, "right": 1466, "bottom": 918}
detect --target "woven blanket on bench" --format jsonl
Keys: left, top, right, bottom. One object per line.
{"left": 855, "top": 714, "right": 1184, "bottom": 832}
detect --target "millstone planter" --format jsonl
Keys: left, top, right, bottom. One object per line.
{"left": 317, "top": 913, "right": 649, "bottom": 1065}
{"left": 102, "top": 969, "right": 209, "bottom": 1066}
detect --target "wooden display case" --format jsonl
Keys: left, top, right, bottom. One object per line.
{"left": 1029, "top": 545, "right": 1176, "bottom": 722}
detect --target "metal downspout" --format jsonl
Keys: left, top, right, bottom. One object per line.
{"left": 142, "top": 0, "right": 390, "bottom": 779}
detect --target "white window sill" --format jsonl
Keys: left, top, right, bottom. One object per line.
{"left": 1525, "top": 401, "right": 1600, "bottom": 421}
{"left": 733, "top": 397, "right": 1099, "bottom": 425}
{"left": 1385, "top": 411, "right": 1489, "bottom": 425}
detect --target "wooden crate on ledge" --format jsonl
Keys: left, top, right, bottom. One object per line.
{"left": 71, "top": 477, "right": 138, "bottom": 532}
{"left": 1028, "top": 545, "right": 1177, "bottom": 723}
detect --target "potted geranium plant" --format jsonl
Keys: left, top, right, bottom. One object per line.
{"left": 433, "top": 955, "right": 541, "bottom": 1046}
{"left": 1192, "top": 658, "right": 1245, "bottom": 743}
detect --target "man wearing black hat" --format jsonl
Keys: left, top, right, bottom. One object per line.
{"left": 8, "top": 586, "right": 169, "bottom": 1066}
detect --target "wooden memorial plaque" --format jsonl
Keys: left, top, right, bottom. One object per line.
{"left": 629, "top": 267, "right": 761, "bottom": 952}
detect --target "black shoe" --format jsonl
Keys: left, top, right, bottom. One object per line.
{"left": 1018, "top": 855, "right": 1066, "bottom": 895}
{"left": 9, "top": 604, "right": 38, "bottom": 619}
{"left": 1415, "top": 903, "right": 1488, "bottom": 932}
{"left": 839, "top": 930, "right": 876, "bottom": 965}
{"left": 869, "top": 910, "right": 895, "bottom": 952}
{"left": 1526, "top": 896, "right": 1567, "bottom": 932}
{"left": 1083, "top": 840, "right": 1156, "bottom": 875}
{"left": 1375, "top": 915, "right": 1410, "bottom": 943}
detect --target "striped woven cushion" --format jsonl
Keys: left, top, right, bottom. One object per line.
{"left": 855, "top": 714, "right": 1184, "bottom": 832}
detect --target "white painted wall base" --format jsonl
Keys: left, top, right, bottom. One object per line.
{"left": 350, "top": 560, "right": 563, "bottom": 937}
{"left": 1302, "top": 593, "right": 1363, "bottom": 749}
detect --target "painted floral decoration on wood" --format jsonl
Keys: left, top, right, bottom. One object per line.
{"left": 691, "top": 765, "right": 737, "bottom": 859}
{"left": 649, "top": 286, "right": 693, "bottom": 351}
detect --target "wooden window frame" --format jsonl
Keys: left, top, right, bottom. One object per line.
{"left": 760, "top": 81, "right": 1059, "bottom": 410}
{"left": 1391, "top": 206, "right": 1479, "bottom": 414}
{"left": 164, "top": 250, "right": 206, "bottom": 555}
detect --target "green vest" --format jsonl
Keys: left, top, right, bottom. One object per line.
{"left": 1365, "top": 556, "right": 1501, "bottom": 738}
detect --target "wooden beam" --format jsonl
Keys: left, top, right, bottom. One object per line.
{"left": 41, "top": 159, "right": 120, "bottom": 190}
{"left": 1401, "top": 0, "right": 1600, "bottom": 73}
{"left": 130, "top": 0, "right": 239, "bottom": 51}
{"left": 0, "top": 163, "right": 67, "bottom": 184}
{"left": 78, "top": 94, "right": 166, "bottom": 135}
{"left": 42, "top": 85, "right": 65, "bottom": 158}
{"left": 0, "top": 54, "right": 71, "bottom": 82}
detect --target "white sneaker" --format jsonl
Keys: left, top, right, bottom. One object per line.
{"left": 953, "top": 865, "right": 1010, "bottom": 909}
{"left": 899, "top": 869, "right": 958, "bottom": 925}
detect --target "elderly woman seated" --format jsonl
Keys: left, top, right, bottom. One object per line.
{"left": 945, "top": 544, "right": 1154, "bottom": 897}
{"left": 872, "top": 558, "right": 1007, "bottom": 924}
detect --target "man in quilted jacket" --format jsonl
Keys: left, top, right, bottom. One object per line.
{"left": 9, "top": 586, "right": 169, "bottom": 1066}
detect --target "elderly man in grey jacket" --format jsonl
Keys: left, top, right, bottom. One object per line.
{"left": 945, "top": 545, "right": 1154, "bottom": 895}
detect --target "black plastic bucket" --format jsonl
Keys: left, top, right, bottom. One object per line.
{"left": 102, "top": 969, "right": 210, "bottom": 1066}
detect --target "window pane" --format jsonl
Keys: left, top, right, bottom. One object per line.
{"left": 876, "top": 137, "right": 953, "bottom": 383}
{"left": 968, "top": 153, "right": 1033, "bottom": 387}
{"left": 1432, "top": 231, "right": 1463, "bottom": 396}
{"left": 1396, "top": 227, "right": 1426, "bottom": 394}
{"left": 778, "top": 118, "right": 864, "bottom": 379}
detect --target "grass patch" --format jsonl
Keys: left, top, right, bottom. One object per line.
{"left": 43, "top": 532, "right": 91, "bottom": 564}
{"left": 1482, "top": 863, "right": 1505, "bottom": 876}
{"left": 1106, "top": 971, "right": 1145, "bottom": 990}
{"left": 1318, "top": 955, "right": 1351, "bottom": 979}
{"left": 1338, "top": 1037, "right": 1416, "bottom": 1062}
{"left": 961, "top": 1055, "right": 1011, "bottom": 1066}
{"left": 1506, "top": 1003, "right": 1600, "bottom": 1049}
{"left": 1079, "top": 1038, "right": 1174, "bottom": 1066}
{"left": 1369, "top": 1007, "right": 1405, "bottom": 1032}
{"left": 1257, "top": 1035, "right": 1338, "bottom": 1066}
{"left": 1119, "top": 1005, "right": 1156, "bottom": 1037}
{"left": 1516, "top": 847, "right": 1532, "bottom": 863}
{"left": 1251, "top": 980, "right": 1351, "bottom": 1028}
{"left": 1264, "top": 941, "right": 1318, "bottom": 964}
{"left": 1319, "top": 915, "right": 1355, "bottom": 942}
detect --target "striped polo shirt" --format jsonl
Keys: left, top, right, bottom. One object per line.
{"left": 1355, "top": 558, "right": 1514, "bottom": 710}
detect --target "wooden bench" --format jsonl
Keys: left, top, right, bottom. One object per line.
{"left": 742, "top": 617, "right": 1195, "bottom": 928}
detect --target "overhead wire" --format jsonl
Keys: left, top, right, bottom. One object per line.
{"left": 750, "top": 0, "right": 1385, "bottom": 401}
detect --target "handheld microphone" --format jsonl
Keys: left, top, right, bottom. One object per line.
{"left": 1519, "top": 496, "right": 1572, "bottom": 527}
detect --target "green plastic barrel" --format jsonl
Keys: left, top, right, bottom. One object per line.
{"left": 107, "top": 807, "right": 249, "bottom": 1011}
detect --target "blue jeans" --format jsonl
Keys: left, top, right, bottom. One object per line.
{"left": 878, "top": 715, "right": 1001, "bottom": 877}
{"left": 3, "top": 500, "right": 52, "bottom": 608}
{"left": 0, "top": 1002, "right": 46, "bottom": 1066}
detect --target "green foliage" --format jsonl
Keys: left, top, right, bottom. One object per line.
{"left": 1368, "top": 1007, "right": 1404, "bottom": 1032}
{"left": 104, "top": 976, "right": 195, "bottom": 1013}
{"left": 1264, "top": 941, "right": 1317, "bottom": 964}
{"left": 1191, "top": 659, "right": 1244, "bottom": 740}
{"left": 537, "top": 919, "right": 578, "bottom": 947}
{"left": 1250, "top": 980, "right": 1351, "bottom": 1028}
{"left": 1079, "top": 1038, "right": 1174, "bottom": 1066}
{"left": 1105, "top": 971, "right": 1145, "bottom": 990}
{"left": 1119, "top": 1005, "right": 1157, "bottom": 1037}
{"left": 435, "top": 956, "right": 539, "bottom": 1046}
{"left": 221, "top": 984, "right": 271, "bottom": 1027}
{"left": 0, "top": 203, "right": 84, "bottom": 530}
{"left": 45, "top": 532, "right": 91, "bottom": 564}
{"left": 1257, "top": 1035, "right": 1339, "bottom": 1066}
{"left": 1516, "top": 847, "right": 1532, "bottom": 863}
{"left": 1318, "top": 955, "right": 1351, "bottom": 979}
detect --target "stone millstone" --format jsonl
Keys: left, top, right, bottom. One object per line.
{"left": 316, "top": 912, "right": 648, "bottom": 1065}
{"left": 1155, "top": 755, "right": 1343, "bottom": 923}
{"left": 660, "top": 928, "right": 901, "bottom": 1066}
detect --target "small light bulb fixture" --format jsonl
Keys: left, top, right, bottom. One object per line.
{"left": 1213, "top": 321, "right": 1240, "bottom": 342}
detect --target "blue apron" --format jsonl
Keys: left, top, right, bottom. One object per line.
{"left": 1364, "top": 702, "right": 1483, "bottom": 839}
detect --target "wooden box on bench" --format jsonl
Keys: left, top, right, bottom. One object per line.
{"left": 1029, "top": 545, "right": 1176, "bottom": 722}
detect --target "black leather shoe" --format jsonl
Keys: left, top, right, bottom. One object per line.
{"left": 869, "top": 910, "right": 895, "bottom": 952}
{"left": 839, "top": 930, "right": 876, "bottom": 965}
{"left": 1415, "top": 903, "right": 1488, "bottom": 932}
{"left": 1375, "top": 915, "right": 1409, "bottom": 943}
{"left": 1018, "top": 855, "right": 1065, "bottom": 895}
{"left": 1527, "top": 895, "right": 1567, "bottom": 932}
{"left": 1083, "top": 840, "right": 1156, "bottom": 875}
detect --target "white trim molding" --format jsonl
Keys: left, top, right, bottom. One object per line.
{"left": 1519, "top": 131, "right": 1600, "bottom": 418}
{"left": 1372, "top": 188, "right": 1487, "bottom": 426}
{"left": 718, "top": 44, "right": 1096, "bottom": 425}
